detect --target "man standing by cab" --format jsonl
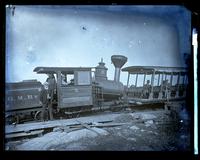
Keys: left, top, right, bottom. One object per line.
{"left": 39, "top": 83, "right": 48, "bottom": 121}
{"left": 46, "top": 74, "right": 56, "bottom": 120}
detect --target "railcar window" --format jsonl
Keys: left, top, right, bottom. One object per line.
{"left": 172, "top": 75, "right": 178, "bottom": 86}
{"left": 17, "top": 96, "right": 23, "bottom": 100}
{"left": 145, "top": 75, "right": 152, "bottom": 84}
{"left": 27, "top": 95, "right": 33, "bottom": 99}
{"left": 137, "top": 75, "right": 144, "bottom": 87}
{"left": 128, "top": 74, "right": 152, "bottom": 88}
{"left": 165, "top": 75, "right": 171, "bottom": 82}
{"left": 128, "top": 74, "right": 136, "bottom": 88}
{"left": 154, "top": 74, "right": 159, "bottom": 86}
{"left": 179, "top": 76, "right": 184, "bottom": 84}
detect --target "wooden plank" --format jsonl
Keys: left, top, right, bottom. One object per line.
{"left": 5, "top": 113, "right": 119, "bottom": 134}
{"left": 75, "top": 120, "right": 101, "bottom": 135}
{"left": 6, "top": 130, "right": 44, "bottom": 139}
{"left": 92, "top": 122, "right": 129, "bottom": 127}
{"left": 69, "top": 122, "right": 130, "bottom": 128}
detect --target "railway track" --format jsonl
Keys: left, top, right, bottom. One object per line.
{"left": 5, "top": 100, "right": 186, "bottom": 149}
{"left": 6, "top": 103, "right": 128, "bottom": 125}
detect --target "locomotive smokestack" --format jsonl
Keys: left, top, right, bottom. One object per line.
{"left": 111, "top": 55, "right": 127, "bottom": 82}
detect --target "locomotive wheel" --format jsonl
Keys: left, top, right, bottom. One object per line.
{"left": 34, "top": 111, "right": 41, "bottom": 121}
{"left": 34, "top": 111, "right": 43, "bottom": 121}
{"left": 34, "top": 109, "right": 50, "bottom": 121}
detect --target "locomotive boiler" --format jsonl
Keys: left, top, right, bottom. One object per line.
{"left": 93, "top": 55, "right": 127, "bottom": 101}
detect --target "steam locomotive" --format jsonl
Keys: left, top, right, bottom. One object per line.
{"left": 5, "top": 54, "right": 188, "bottom": 124}
{"left": 5, "top": 55, "right": 128, "bottom": 123}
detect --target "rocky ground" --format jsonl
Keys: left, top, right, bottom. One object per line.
{"left": 5, "top": 105, "right": 191, "bottom": 151}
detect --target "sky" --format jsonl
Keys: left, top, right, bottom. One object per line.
{"left": 5, "top": 5, "right": 191, "bottom": 85}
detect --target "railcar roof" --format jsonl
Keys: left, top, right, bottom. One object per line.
{"left": 6, "top": 80, "right": 42, "bottom": 89}
{"left": 33, "top": 67, "right": 93, "bottom": 74}
{"left": 122, "top": 66, "right": 187, "bottom": 75}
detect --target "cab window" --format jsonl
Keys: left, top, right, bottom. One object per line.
{"left": 61, "top": 72, "right": 74, "bottom": 86}
{"left": 76, "top": 71, "right": 91, "bottom": 85}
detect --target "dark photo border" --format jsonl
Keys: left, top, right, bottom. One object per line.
{"left": 0, "top": 0, "right": 199, "bottom": 160}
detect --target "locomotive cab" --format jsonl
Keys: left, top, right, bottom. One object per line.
{"left": 58, "top": 68, "right": 93, "bottom": 108}
{"left": 34, "top": 67, "right": 93, "bottom": 110}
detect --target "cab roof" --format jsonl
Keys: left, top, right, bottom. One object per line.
{"left": 33, "top": 67, "right": 92, "bottom": 74}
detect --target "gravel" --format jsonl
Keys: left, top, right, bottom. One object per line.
{"left": 8, "top": 104, "right": 191, "bottom": 151}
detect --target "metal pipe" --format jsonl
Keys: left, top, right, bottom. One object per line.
{"left": 151, "top": 70, "right": 155, "bottom": 93}
{"left": 56, "top": 71, "right": 61, "bottom": 109}
{"left": 160, "top": 72, "right": 164, "bottom": 93}
{"left": 170, "top": 72, "right": 173, "bottom": 86}
{"left": 135, "top": 73, "right": 138, "bottom": 87}
{"left": 157, "top": 74, "right": 160, "bottom": 86}
{"left": 127, "top": 73, "right": 130, "bottom": 87}
{"left": 177, "top": 72, "right": 180, "bottom": 85}
{"left": 143, "top": 73, "right": 146, "bottom": 86}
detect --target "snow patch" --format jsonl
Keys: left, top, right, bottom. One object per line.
{"left": 127, "top": 137, "right": 136, "bottom": 141}
{"left": 67, "top": 128, "right": 98, "bottom": 141}
{"left": 92, "top": 127, "right": 109, "bottom": 136}
{"left": 16, "top": 128, "right": 109, "bottom": 150}
{"left": 130, "top": 126, "right": 139, "bottom": 130}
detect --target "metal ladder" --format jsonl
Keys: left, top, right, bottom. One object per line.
{"left": 93, "top": 85, "right": 103, "bottom": 109}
